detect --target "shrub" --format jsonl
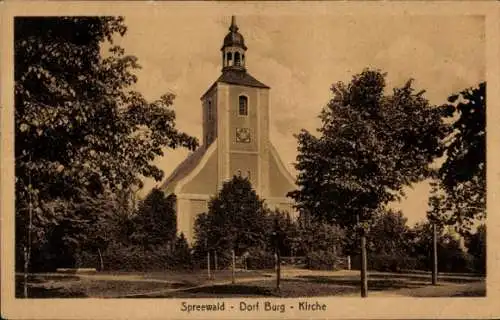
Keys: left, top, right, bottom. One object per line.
{"left": 74, "top": 249, "right": 100, "bottom": 270}
{"left": 74, "top": 239, "right": 194, "bottom": 272}
{"left": 245, "top": 248, "right": 275, "bottom": 270}
{"left": 438, "top": 249, "right": 475, "bottom": 273}
{"left": 306, "top": 250, "right": 342, "bottom": 270}
{"left": 194, "top": 250, "right": 235, "bottom": 270}
{"left": 170, "top": 233, "right": 193, "bottom": 269}
{"left": 369, "top": 253, "right": 419, "bottom": 272}
{"left": 473, "top": 254, "right": 486, "bottom": 275}
{"left": 413, "top": 246, "right": 476, "bottom": 274}
{"left": 191, "top": 245, "right": 234, "bottom": 270}
{"left": 100, "top": 243, "right": 168, "bottom": 271}
{"left": 351, "top": 253, "right": 422, "bottom": 272}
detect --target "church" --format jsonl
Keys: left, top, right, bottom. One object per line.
{"left": 161, "top": 16, "right": 296, "bottom": 243}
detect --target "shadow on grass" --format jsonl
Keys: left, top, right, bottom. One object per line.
{"left": 15, "top": 275, "right": 186, "bottom": 298}
{"left": 399, "top": 269, "right": 485, "bottom": 278}
{"left": 16, "top": 274, "right": 80, "bottom": 283}
{"left": 253, "top": 279, "right": 359, "bottom": 298}
{"left": 142, "top": 270, "right": 269, "bottom": 286}
{"left": 368, "top": 273, "right": 482, "bottom": 284}
{"left": 15, "top": 275, "right": 86, "bottom": 298}
{"left": 298, "top": 276, "right": 423, "bottom": 291}
{"left": 15, "top": 283, "right": 87, "bottom": 298}
{"left": 135, "top": 284, "right": 276, "bottom": 298}
{"left": 186, "top": 284, "right": 274, "bottom": 295}
{"left": 451, "top": 290, "right": 486, "bottom": 297}
{"left": 407, "top": 284, "right": 486, "bottom": 298}
{"left": 136, "top": 278, "right": 360, "bottom": 298}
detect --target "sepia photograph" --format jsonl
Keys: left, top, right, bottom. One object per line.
{"left": 1, "top": 1, "right": 496, "bottom": 319}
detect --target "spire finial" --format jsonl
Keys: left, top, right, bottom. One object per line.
{"left": 229, "top": 15, "right": 238, "bottom": 32}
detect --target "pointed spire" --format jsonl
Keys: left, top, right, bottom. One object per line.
{"left": 229, "top": 15, "right": 238, "bottom": 32}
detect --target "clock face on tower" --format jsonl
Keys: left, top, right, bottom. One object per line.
{"left": 235, "top": 128, "right": 251, "bottom": 143}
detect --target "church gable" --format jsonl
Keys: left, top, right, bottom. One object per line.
{"left": 179, "top": 143, "right": 218, "bottom": 195}
{"left": 160, "top": 145, "right": 207, "bottom": 194}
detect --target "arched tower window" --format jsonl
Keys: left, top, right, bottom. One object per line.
{"left": 234, "top": 52, "right": 241, "bottom": 67}
{"left": 238, "top": 95, "right": 248, "bottom": 116}
{"left": 227, "top": 52, "right": 233, "bottom": 66}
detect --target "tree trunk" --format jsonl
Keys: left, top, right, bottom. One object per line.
{"left": 214, "top": 251, "right": 218, "bottom": 271}
{"left": 97, "top": 248, "right": 104, "bottom": 271}
{"left": 432, "top": 223, "right": 438, "bottom": 285}
{"left": 207, "top": 251, "right": 211, "bottom": 280}
{"left": 231, "top": 249, "right": 235, "bottom": 284}
{"left": 360, "top": 234, "right": 368, "bottom": 298}
{"left": 275, "top": 251, "right": 281, "bottom": 291}
{"left": 24, "top": 176, "right": 34, "bottom": 299}
{"left": 23, "top": 245, "right": 28, "bottom": 298}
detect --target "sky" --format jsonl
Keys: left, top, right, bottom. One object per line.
{"left": 113, "top": 13, "right": 485, "bottom": 226}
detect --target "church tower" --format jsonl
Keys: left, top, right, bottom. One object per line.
{"left": 162, "top": 16, "right": 296, "bottom": 243}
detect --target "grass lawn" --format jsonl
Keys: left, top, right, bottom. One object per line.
{"left": 15, "top": 274, "right": 184, "bottom": 298}
{"left": 141, "top": 269, "right": 270, "bottom": 286}
{"left": 15, "top": 270, "right": 270, "bottom": 298}
{"left": 399, "top": 281, "right": 486, "bottom": 297}
{"left": 140, "top": 279, "right": 359, "bottom": 298}
{"left": 15, "top": 269, "right": 486, "bottom": 298}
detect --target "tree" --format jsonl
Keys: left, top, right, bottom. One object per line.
{"left": 15, "top": 17, "right": 198, "bottom": 289}
{"left": 194, "top": 175, "right": 268, "bottom": 256}
{"left": 171, "top": 233, "right": 192, "bottom": 269}
{"left": 294, "top": 212, "right": 345, "bottom": 255}
{"left": 366, "top": 209, "right": 411, "bottom": 256}
{"left": 465, "top": 224, "right": 486, "bottom": 274}
{"left": 290, "top": 69, "right": 448, "bottom": 226}
{"left": 131, "top": 188, "right": 177, "bottom": 249}
{"left": 408, "top": 221, "right": 444, "bottom": 258}
{"left": 192, "top": 212, "right": 211, "bottom": 256}
{"left": 51, "top": 190, "right": 136, "bottom": 271}
{"left": 289, "top": 69, "right": 449, "bottom": 296}
{"left": 409, "top": 221, "right": 472, "bottom": 273}
{"left": 437, "top": 82, "right": 486, "bottom": 233}
{"left": 265, "top": 209, "right": 298, "bottom": 256}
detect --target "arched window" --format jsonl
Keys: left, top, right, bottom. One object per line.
{"left": 227, "top": 52, "right": 232, "bottom": 66}
{"left": 234, "top": 52, "right": 241, "bottom": 66}
{"left": 238, "top": 95, "right": 248, "bottom": 116}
